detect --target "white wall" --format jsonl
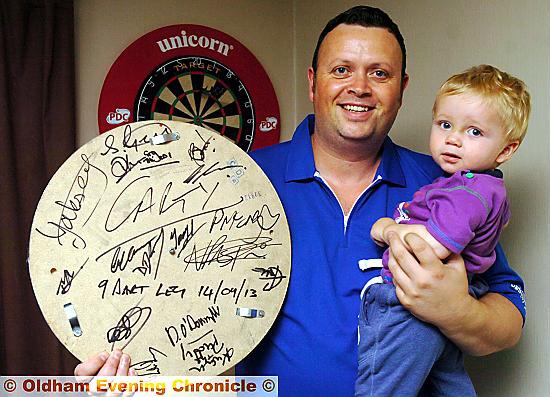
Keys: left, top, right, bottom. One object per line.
{"left": 76, "top": 1, "right": 549, "bottom": 395}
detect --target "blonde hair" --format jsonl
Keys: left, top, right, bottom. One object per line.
{"left": 433, "top": 65, "right": 531, "bottom": 143}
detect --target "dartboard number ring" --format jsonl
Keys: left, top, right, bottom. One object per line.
{"left": 135, "top": 56, "right": 255, "bottom": 151}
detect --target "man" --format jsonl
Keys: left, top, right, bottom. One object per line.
{"left": 237, "top": 5, "right": 524, "bottom": 396}
{"left": 76, "top": 6, "right": 525, "bottom": 397}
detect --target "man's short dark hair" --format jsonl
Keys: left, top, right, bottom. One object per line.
{"left": 311, "top": 6, "right": 406, "bottom": 79}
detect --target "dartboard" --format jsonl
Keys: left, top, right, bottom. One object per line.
{"left": 99, "top": 25, "right": 280, "bottom": 151}
{"left": 135, "top": 56, "right": 255, "bottom": 151}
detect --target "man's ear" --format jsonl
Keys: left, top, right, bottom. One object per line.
{"left": 401, "top": 73, "right": 409, "bottom": 92}
{"left": 307, "top": 67, "right": 315, "bottom": 103}
{"left": 496, "top": 140, "right": 520, "bottom": 165}
{"left": 399, "top": 73, "right": 409, "bottom": 103}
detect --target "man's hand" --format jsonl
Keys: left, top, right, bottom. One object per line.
{"left": 74, "top": 349, "right": 135, "bottom": 379}
{"left": 386, "top": 232, "right": 470, "bottom": 324}
{"left": 387, "top": 232, "right": 522, "bottom": 355}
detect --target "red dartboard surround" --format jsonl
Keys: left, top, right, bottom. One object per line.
{"left": 98, "top": 24, "right": 281, "bottom": 152}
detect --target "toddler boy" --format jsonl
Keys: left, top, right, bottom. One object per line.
{"left": 356, "top": 64, "right": 531, "bottom": 397}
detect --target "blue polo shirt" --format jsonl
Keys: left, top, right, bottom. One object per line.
{"left": 238, "top": 115, "right": 526, "bottom": 397}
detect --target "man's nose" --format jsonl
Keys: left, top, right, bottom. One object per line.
{"left": 348, "top": 72, "right": 372, "bottom": 97}
{"left": 445, "top": 131, "right": 462, "bottom": 147}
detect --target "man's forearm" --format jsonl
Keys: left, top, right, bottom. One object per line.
{"left": 437, "top": 293, "right": 523, "bottom": 356}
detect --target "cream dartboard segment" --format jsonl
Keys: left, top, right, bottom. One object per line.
{"left": 29, "top": 121, "right": 291, "bottom": 375}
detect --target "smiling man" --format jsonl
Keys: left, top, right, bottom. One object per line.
{"left": 75, "top": 6, "right": 525, "bottom": 397}
{"left": 307, "top": 24, "right": 408, "bottom": 214}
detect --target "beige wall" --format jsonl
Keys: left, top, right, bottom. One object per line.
{"left": 76, "top": 1, "right": 549, "bottom": 395}
{"left": 75, "top": 0, "right": 295, "bottom": 145}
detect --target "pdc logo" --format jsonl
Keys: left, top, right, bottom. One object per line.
{"left": 259, "top": 116, "right": 278, "bottom": 132}
{"left": 106, "top": 108, "right": 131, "bottom": 125}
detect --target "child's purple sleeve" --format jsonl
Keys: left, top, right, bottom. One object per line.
{"left": 424, "top": 186, "right": 488, "bottom": 254}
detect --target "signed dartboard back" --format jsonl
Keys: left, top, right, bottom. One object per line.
{"left": 28, "top": 121, "right": 291, "bottom": 375}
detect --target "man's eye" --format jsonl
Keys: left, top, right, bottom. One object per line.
{"left": 439, "top": 121, "right": 452, "bottom": 130}
{"left": 372, "top": 70, "right": 388, "bottom": 79}
{"left": 333, "top": 66, "right": 350, "bottom": 76}
{"left": 466, "top": 127, "right": 482, "bottom": 137}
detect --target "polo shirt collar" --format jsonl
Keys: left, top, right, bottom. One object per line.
{"left": 285, "top": 114, "right": 406, "bottom": 187}
{"left": 285, "top": 115, "right": 316, "bottom": 182}
{"left": 377, "top": 136, "right": 406, "bottom": 187}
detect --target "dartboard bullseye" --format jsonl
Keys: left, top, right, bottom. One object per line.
{"left": 99, "top": 25, "right": 280, "bottom": 151}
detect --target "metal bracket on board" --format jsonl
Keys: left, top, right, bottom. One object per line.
{"left": 236, "top": 307, "right": 265, "bottom": 318}
{"left": 64, "top": 303, "right": 82, "bottom": 337}
{"left": 150, "top": 132, "right": 180, "bottom": 145}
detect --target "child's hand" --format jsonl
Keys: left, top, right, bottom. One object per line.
{"left": 371, "top": 218, "right": 452, "bottom": 260}
{"left": 370, "top": 217, "right": 396, "bottom": 246}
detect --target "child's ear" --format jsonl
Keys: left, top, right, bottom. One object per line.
{"left": 496, "top": 140, "right": 520, "bottom": 165}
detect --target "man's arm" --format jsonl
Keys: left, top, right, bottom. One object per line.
{"left": 386, "top": 232, "right": 522, "bottom": 355}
